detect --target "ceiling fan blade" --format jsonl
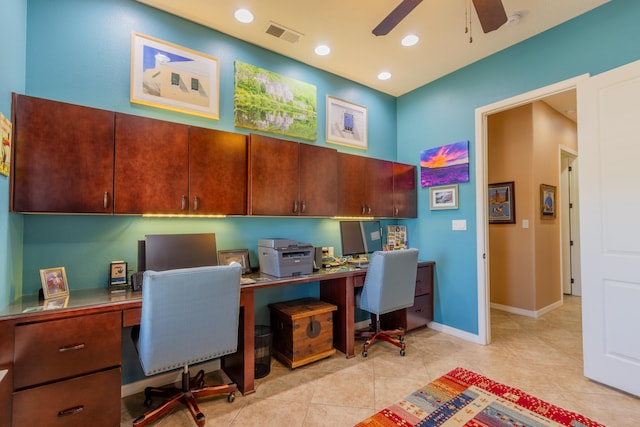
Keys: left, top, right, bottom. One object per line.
{"left": 372, "top": 0, "right": 423, "bottom": 36}
{"left": 472, "top": 0, "right": 508, "bottom": 33}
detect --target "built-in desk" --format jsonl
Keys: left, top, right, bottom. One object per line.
{"left": 0, "top": 261, "right": 433, "bottom": 427}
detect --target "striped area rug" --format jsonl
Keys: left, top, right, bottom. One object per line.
{"left": 355, "top": 367, "right": 605, "bottom": 427}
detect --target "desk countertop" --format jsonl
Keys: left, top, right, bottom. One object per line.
{"left": 0, "top": 262, "right": 433, "bottom": 321}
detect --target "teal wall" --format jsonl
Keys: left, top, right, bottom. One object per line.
{"left": 397, "top": 0, "right": 640, "bottom": 333}
{"left": 0, "top": 0, "right": 27, "bottom": 308}
{"left": 20, "top": 0, "right": 398, "bottom": 298}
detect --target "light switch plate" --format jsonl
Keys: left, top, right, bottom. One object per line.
{"left": 452, "top": 220, "right": 467, "bottom": 231}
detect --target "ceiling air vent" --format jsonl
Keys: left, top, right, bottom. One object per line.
{"left": 265, "top": 22, "right": 302, "bottom": 44}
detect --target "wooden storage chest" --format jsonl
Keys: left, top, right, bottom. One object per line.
{"left": 269, "top": 298, "right": 337, "bottom": 368}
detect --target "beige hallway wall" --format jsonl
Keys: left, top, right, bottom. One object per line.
{"left": 488, "top": 101, "right": 577, "bottom": 312}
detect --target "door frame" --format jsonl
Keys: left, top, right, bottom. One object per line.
{"left": 560, "top": 147, "right": 582, "bottom": 296}
{"left": 474, "top": 74, "right": 589, "bottom": 345}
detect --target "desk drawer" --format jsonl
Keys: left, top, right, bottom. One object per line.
{"left": 13, "top": 367, "right": 121, "bottom": 427}
{"left": 415, "top": 264, "right": 433, "bottom": 296}
{"left": 14, "top": 311, "right": 121, "bottom": 389}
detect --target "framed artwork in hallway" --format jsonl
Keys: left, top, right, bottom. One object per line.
{"left": 488, "top": 181, "right": 515, "bottom": 224}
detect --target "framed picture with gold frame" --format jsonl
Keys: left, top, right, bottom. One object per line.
{"left": 40, "top": 267, "right": 69, "bottom": 300}
{"left": 130, "top": 32, "right": 220, "bottom": 119}
{"left": 540, "top": 184, "right": 557, "bottom": 219}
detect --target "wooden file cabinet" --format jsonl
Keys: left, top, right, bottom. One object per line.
{"left": 380, "top": 262, "right": 434, "bottom": 331}
{"left": 11, "top": 311, "right": 122, "bottom": 427}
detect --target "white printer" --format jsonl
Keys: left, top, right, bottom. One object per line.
{"left": 258, "top": 239, "right": 314, "bottom": 277}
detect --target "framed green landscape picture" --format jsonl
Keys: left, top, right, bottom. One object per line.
{"left": 234, "top": 61, "right": 317, "bottom": 140}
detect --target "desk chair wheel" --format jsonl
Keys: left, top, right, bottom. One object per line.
{"left": 399, "top": 348, "right": 406, "bottom": 356}
{"left": 144, "top": 397, "right": 153, "bottom": 407}
{"left": 228, "top": 392, "right": 235, "bottom": 403}
{"left": 361, "top": 350, "right": 368, "bottom": 358}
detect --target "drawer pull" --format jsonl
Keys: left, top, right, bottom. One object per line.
{"left": 58, "top": 343, "right": 85, "bottom": 352}
{"left": 58, "top": 405, "right": 84, "bottom": 417}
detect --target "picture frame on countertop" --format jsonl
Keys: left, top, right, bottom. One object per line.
{"left": 326, "top": 95, "right": 368, "bottom": 150}
{"left": 110, "top": 261, "right": 128, "bottom": 286}
{"left": 40, "top": 266, "right": 69, "bottom": 300}
{"left": 130, "top": 32, "right": 220, "bottom": 119}
{"left": 218, "top": 249, "right": 251, "bottom": 274}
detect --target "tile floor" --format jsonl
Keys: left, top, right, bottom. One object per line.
{"left": 120, "top": 296, "right": 640, "bottom": 426}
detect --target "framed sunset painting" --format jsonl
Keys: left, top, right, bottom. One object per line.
{"left": 420, "top": 141, "right": 469, "bottom": 187}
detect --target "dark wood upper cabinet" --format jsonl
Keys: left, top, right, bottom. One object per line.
{"left": 338, "top": 153, "right": 416, "bottom": 218}
{"left": 10, "top": 95, "right": 409, "bottom": 218}
{"left": 114, "top": 113, "right": 189, "bottom": 215}
{"left": 248, "top": 134, "right": 337, "bottom": 216}
{"left": 392, "top": 162, "right": 418, "bottom": 218}
{"left": 11, "top": 94, "right": 115, "bottom": 213}
{"left": 337, "top": 153, "right": 394, "bottom": 217}
{"left": 189, "top": 127, "right": 247, "bottom": 215}
{"left": 298, "top": 142, "right": 338, "bottom": 216}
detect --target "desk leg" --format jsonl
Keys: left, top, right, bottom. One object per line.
{"left": 222, "top": 289, "right": 255, "bottom": 395}
{"left": 320, "top": 277, "right": 355, "bottom": 358}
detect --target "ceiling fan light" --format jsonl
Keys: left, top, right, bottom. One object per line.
{"left": 315, "top": 45, "right": 331, "bottom": 56}
{"left": 401, "top": 34, "right": 419, "bottom": 46}
{"left": 378, "top": 71, "right": 392, "bottom": 80}
{"left": 234, "top": 8, "right": 254, "bottom": 24}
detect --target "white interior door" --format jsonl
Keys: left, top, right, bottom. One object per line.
{"left": 578, "top": 60, "right": 640, "bottom": 396}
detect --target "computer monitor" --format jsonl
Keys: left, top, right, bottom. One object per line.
{"left": 139, "top": 233, "right": 218, "bottom": 272}
{"left": 339, "top": 220, "right": 383, "bottom": 261}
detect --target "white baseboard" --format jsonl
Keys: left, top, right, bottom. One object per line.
{"left": 490, "top": 299, "right": 563, "bottom": 318}
{"left": 427, "top": 321, "right": 485, "bottom": 345}
{"left": 121, "top": 360, "right": 220, "bottom": 398}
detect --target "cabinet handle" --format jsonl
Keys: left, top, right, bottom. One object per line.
{"left": 301, "top": 201, "right": 306, "bottom": 213}
{"left": 193, "top": 196, "right": 199, "bottom": 211}
{"left": 181, "top": 195, "right": 187, "bottom": 211}
{"left": 367, "top": 205, "right": 372, "bottom": 215}
{"left": 58, "top": 405, "right": 84, "bottom": 417}
{"left": 58, "top": 343, "right": 85, "bottom": 352}
{"left": 394, "top": 207, "right": 399, "bottom": 216}
{"left": 361, "top": 205, "right": 366, "bottom": 215}
{"left": 103, "top": 192, "right": 108, "bottom": 209}
{"left": 293, "top": 200, "right": 299, "bottom": 213}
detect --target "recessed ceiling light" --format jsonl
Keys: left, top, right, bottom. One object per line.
{"left": 234, "top": 8, "right": 254, "bottom": 24}
{"left": 315, "top": 45, "right": 331, "bottom": 56}
{"left": 401, "top": 34, "right": 419, "bottom": 47}
{"left": 378, "top": 72, "right": 392, "bottom": 80}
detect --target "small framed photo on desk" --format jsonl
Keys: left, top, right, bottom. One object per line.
{"left": 40, "top": 266, "right": 69, "bottom": 299}
{"left": 110, "top": 261, "right": 128, "bottom": 286}
{"left": 218, "top": 249, "right": 251, "bottom": 274}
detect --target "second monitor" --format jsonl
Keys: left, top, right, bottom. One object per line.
{"left": 339, "top": 220, "right": 383, "bottom": 265}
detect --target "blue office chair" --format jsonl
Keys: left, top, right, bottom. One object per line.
{"left": 132, "top": 264, "right": 242, "bottom": 427}
{"left": 357, "top": 248, "right": 419, "bottom": 357}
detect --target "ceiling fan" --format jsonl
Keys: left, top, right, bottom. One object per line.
{"left": 372, "top": 0, "right": 508, "bottom": 36}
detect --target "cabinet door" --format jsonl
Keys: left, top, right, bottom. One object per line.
{"left": 337, "top": 154, "right": 393, "bottom": 217}
{"left": 299, "top": 143, "right": 337, "bottom": 216}
{"left": 11, "top": 94, "right": 115, "bottom": 213}
{"left": 114, "top": 113, "right": 189, "bottom": 214}
{"left": 189, "top": 127, "right": 247, "bottom": 215}
{"left": 367, "top": 158, "right": 394, "bottom": 217}
{"left": 392, "top": 162, "right": 417, "bottom": 218}
{"left": 248, "top": 134, "right": 299, "bottom": 215}
{"left": 337, "top": 153, "right": 368, "bottom": 216}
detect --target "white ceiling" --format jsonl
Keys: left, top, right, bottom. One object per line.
{"left": 136, "top": 0, "right": 608, "bottom": 98}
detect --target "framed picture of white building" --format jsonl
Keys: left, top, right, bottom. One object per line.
{"left": 130, "top": 32, "right": 220, "bottom": 119}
